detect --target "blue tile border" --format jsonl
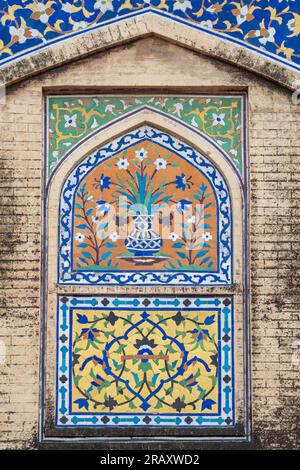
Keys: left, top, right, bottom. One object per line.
{"left": 1, "top": 2, "right": 299, "bottom": 71}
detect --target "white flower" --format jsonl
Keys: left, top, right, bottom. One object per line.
{"left": 109, "top": 232, "right": 119, "bottom": 242}
{"left": 200, "top": 20, "right": 213, "bottom": 29}
{"left": 92, "top": 216, "right": 99, "bottom": 223}
{"left": 202, "top": 231, "right": 213, "bottom": 242}
{"left": 64, "top": 114, "right": 77, "bottom": 128}
{"left": 95, "top": 0, "right": 114, "bottom": 14}
{"left": 169, "top": 232, "right": 179, "bottom": 241}
{"left": 104, "top": 104, "right": 115, "bottom": 114}
{"left": 35, "top": 2, "right": 52, "bottom": 23}
{"left": 287, "top": 18, "right": 295, "bottom": 34}
{"left": 117, "top": 158, "right": 129, "bottom": 170}
{"left": 61, "top": 2, "right": 73, "bottom": 13}
{"left": 212, "top": 113, "right": 225, "bottom": 127}
{"left": 173, "top": 102, "right": 183, "bottom": 117}
{"left": 191, "top": 117, "right": 199, "bottom": 128}
{"left": 236, "top": 5, "right": 249, "bottom": 25}
{"left": 87, "top": 195, "right": 93, "bottom": 201}
{"left": 256, "top": 27, "right": 276, "bottom": 45}
{"left": 75, "top": 233, "right": 85, "bottom": 242}
{"left": 154, "top": 158, "right": 167, "bottom": 170}
{"left": 173, "top": 0, "right": 192, "bottom": 12}
{"left": 187, "top": 215, "right": 196, "bottom": 224}
{"left": 9, "top": 26, "right": 39, "bottom": 44}
{"left": 61, "top": 243, "right": 70, "bottom": 255}
{"left": 135, "top": 148, "right": 148, "bottom": 161}
{"left": 230, "top": 149, "right": 237, "bottom": 156}
{"left": 72, "top": 21, "right": 88, "bottom": 31}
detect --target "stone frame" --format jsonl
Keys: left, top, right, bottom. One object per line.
{"left": 41, "top": 93, "right": 250, "bottom": 444}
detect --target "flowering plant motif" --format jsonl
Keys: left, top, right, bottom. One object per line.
{"left": 72, "top": 139, "right": 218, "bottom": 271}
{"left": 73, "top": 183, "right": 119, "bottom": 270}
{"left": 60, "top": 125, "right": 232, "bottom": 285}
{"left": 166, "top": 183, "right": 214, "bottom": 270}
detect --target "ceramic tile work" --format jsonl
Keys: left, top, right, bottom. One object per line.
{"left": 56, "top": 295, "right": 234, "bottom": 427}
{"left": 0, "top": 1, "right": 299, "bottom": 70}
{"left": 47, "top": 96, "right": 244, "bottom": 176}
{"left": 59, "top": 125, "right": 232, "bottom": 286}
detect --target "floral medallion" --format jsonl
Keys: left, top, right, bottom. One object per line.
{"left": 56, "top": 295, "right": 234, "bottom": 427}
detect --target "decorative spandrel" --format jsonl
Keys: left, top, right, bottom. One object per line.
{"left": 59, "top": 126, "right": 232, "bottom": 286}
{"left": 48, "top": 96, "right": 244, "bottom": 176}
{"left": 56, "top": 295, "right": 234, "bottom": 427}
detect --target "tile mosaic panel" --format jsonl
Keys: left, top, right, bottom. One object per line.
{"left": 58, "top": 125, "right": 232, "bottom": 286}
{"left": 47, "top": 96, "right": 244, "bottom": 176}
{"left": 0, "top": 2, "right": 299, "bottom": 71}
{"left": 56, "top": 295, "right": 234, "bottom": 427}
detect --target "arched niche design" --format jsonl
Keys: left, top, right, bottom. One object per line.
{"left": 43, "top": 114, "right": 247, "bottom": 441}
{"left": 59, "top": 126, "right": 231, "bottom": 286}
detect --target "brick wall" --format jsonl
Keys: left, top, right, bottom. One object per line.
{"left": 0, "top": 37, "right": 299, "bottom": 449}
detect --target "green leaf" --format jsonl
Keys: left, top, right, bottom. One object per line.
{"left": 154, "top": 400, "right": 163, "bottom": 409}
{"left": 165, "top": 343, "right": 177, "bottom": 353}
{"left": 139, "top": 361, "right": 152, "bottom": 372}
{"left": 129, "top": 400, "right": 137, "bottom": 410}
{"left": 74, "top": 375, "right": 82, "bottom": 386}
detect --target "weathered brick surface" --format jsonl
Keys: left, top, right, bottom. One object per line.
{"left": 0, "top": 37, "right": 299, "bottom": 449}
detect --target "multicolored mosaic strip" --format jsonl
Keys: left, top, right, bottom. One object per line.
{"left": 59, "top": 125, "right": 232, "bottom": 286}
{"left": 56, "top": 295, "right": 234, "bottom": 427}
{"left": 47, "top": 95, "right": 244, "bottom": 176}
{"left": 0, "top": 1, "right": 299, "bottom": 71}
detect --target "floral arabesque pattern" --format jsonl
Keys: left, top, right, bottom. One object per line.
{"left": 56, "top": 295, "right": 234, "bottom": 427}
{"left": 0, "top": 1, "right": 299, "bottom": 70}
{"left": 48, "top": 96, "right": 244, "bottom": 177}
{"left": 72, "top": 139, "right": 218, "bottom": 273}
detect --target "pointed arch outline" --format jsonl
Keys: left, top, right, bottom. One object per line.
{"left": 46, "top": 111, "right": 244, "bottom": 290}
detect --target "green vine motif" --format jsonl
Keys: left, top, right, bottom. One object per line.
{"left": 48, "top": 96, "right": 243, "bottom": 176}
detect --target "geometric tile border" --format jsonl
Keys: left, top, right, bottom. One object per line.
{"left": 56, "top": 295, "right": 234, "bottom": 427}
